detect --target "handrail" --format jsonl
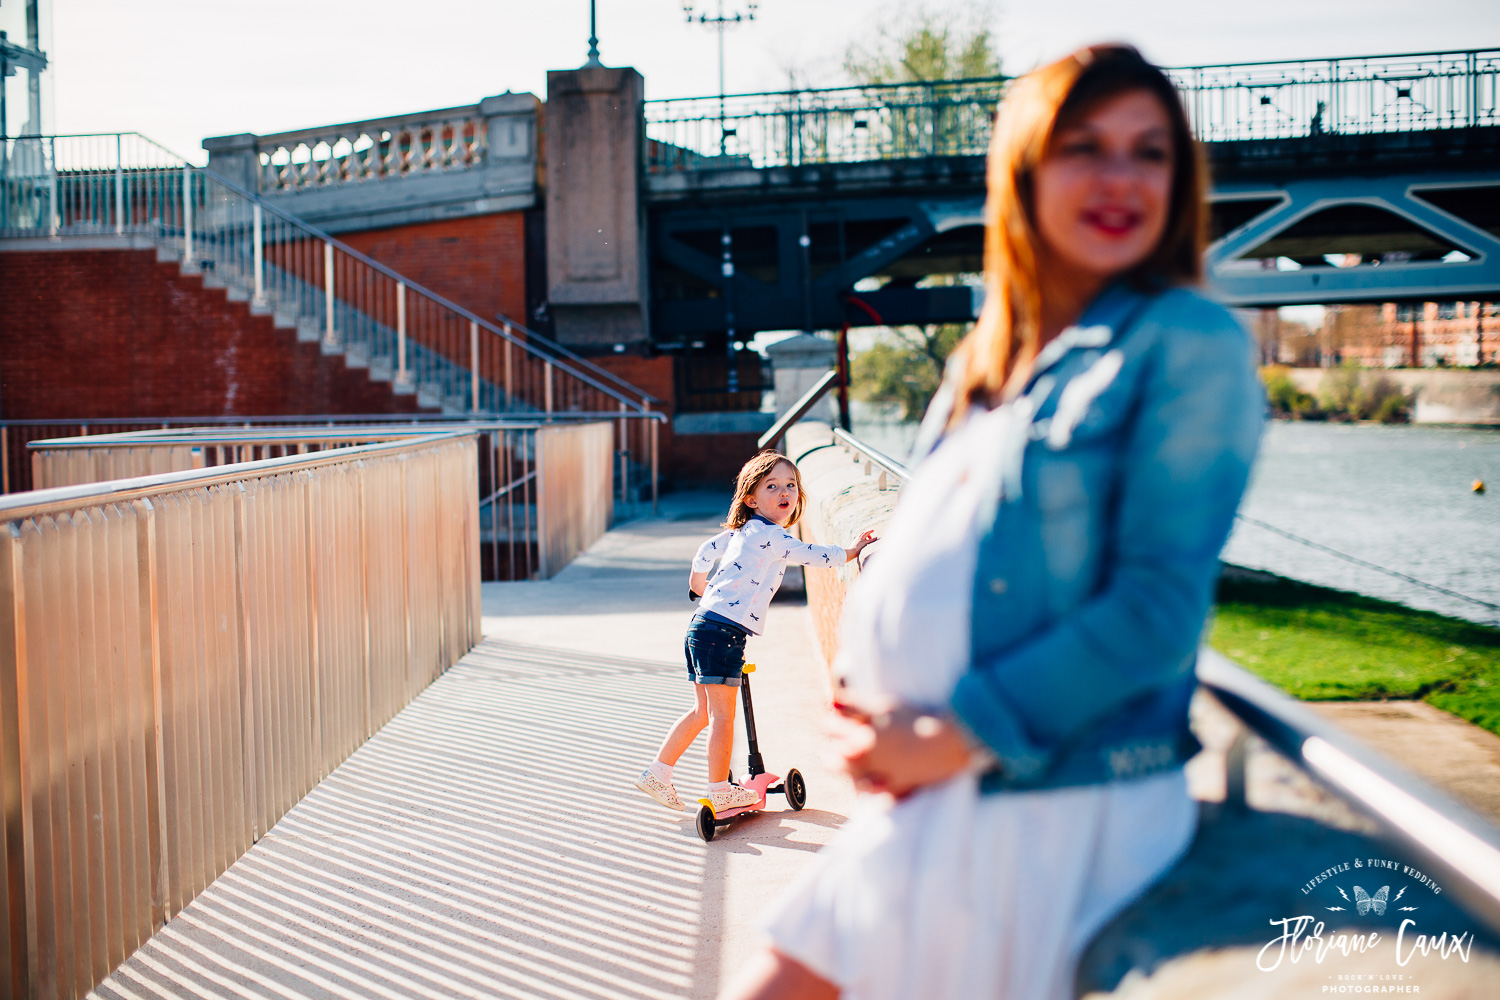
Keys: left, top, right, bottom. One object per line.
{"left": 1197, "top": 648, "right": 1500, "bottom": 933}
{"left": 832, "top": 427, "right": 908, "bottom": 486}
{"left": 490, "top": 312, "right": 667, "bottom": 407}
{"left": 21, "top": 415, "right": 667, "bottom": 450}
{"left": 1, "top": 413, "right": 666, "bottom": 430}
{"left": 758, "top": 369, "right": 842, "bottom": 451}
{"left": 189, "top": 163, "right": 660, "bottom": 411}
{"left": 0, "top": 431, "right": 473, "bottom": 523}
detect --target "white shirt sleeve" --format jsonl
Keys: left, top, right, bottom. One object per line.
{"left": 776, "top": 529, "right": 846, "bottom": 569}
{"left": 692, "top": 530, "right": 733, "bottom": 572}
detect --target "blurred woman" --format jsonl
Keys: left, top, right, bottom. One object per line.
{"left": 725, "top": 44, "right": 1265, "bottom": 1000}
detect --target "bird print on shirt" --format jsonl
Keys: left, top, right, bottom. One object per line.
{"left": 692, "top": 521, "right": 846, "bottom": 633}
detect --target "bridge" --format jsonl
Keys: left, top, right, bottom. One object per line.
{"left": 643, "top": 47, "right": 1500, "bottom": 342}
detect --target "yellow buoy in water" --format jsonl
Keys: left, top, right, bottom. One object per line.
{"left": 1475, "top": 479, "right": 1487, "bottom": 494}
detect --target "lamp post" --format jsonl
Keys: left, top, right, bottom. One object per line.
{"left": 585, "top": 0, "right": 602, "bottom": 68}
{"left": 683, "top": 2, "right": 757, "bottom": 393}
{"left": 682, "top": 1, "right": 758, "bottom": 157}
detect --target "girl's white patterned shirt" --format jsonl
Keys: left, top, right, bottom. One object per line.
{"left": 693, "top": 516, "right": 846, "bottom": 635}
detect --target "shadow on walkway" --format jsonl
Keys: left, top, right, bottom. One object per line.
{"left": 91, "top": 638, "right": 729, "bottom": 1000}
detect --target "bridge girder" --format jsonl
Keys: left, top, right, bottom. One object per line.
{"left": 648, "top": 194, "right": 985, "bottom": 341}
{"left": 1207, "top": 172, "right": 1500, "bottom": 307}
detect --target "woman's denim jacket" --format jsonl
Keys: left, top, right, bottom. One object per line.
{"left": 911, "top": 283, "right": 1265, "bottom": 792}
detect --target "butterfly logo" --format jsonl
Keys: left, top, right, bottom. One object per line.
{"left": 733, "top": 561, "right": 743, "bottom": 570}
{"left": 760, "top": 541, "right": 773, "bottom": 549}
{"left": 750, "top": 613, "right": 760, "bottom": 621}
{"left": 1354, "top": 886, "right": 1389, "bottom": 916}
{"left": 727, "top": 600, "right": 740, "bottom": 607}
{"left": 821, "top": 553, "right": 831, "bottom": 563}
{"left": 750, "top": 579, "right": 760, "bottom": 586}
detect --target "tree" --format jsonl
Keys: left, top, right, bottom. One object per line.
{"left": 842, "top": 7, "right": 997, "bottom": 422}
{"left": 851, "top": 322, "right": 965, "bottom": 421}
{"left": 843, "top": 3, "right": 1001, "bottom": 85}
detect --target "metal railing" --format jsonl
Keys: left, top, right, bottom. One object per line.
{"left": 646, "top": 76, "right": 1008, "bottom": 171}
{"left": 758, "top": 369, "right": 842, "bottom": 452}
{"left": 818, "top": 424, "right": 1500, "bottom": 935}
{"left": 1197, "top": 648, "right": 1500, "bottom": 933}
{"left": 646, "top": 47, "right": 1500, "bottom": 171}
{"left": 1168, "top": 48, "right": 1500, "bottom": 142}
{"left": 0, "top": 134, "right": 661, "bottom": 492}
{"left": 20, "top": 419, "right": 634, "bottom": 581}
{"left": 0, "top": 432, "right": 482, "bottom": 998}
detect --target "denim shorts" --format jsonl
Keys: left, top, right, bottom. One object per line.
{"left": 685, "top": 613, "right": 747, "bottom": 687}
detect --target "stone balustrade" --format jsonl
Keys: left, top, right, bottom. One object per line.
{"left": 255, "top": 106, "right": 490, "bottom": 192}
{"left": 204, "top": 92, "right": 540, "bottom": 234}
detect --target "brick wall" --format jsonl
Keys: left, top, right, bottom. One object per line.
{"left": 0, "top": 248, "right": 429, "bottom": 419}
{"left": 587, "top": 353, "right": 774, "bottom": 489}
{"left": 338, "top": 212, "right": 528, "bottom": 328}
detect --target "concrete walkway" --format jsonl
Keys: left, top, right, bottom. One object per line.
{"left": 90, "top": 494, "right": 854, "bottom": 1000}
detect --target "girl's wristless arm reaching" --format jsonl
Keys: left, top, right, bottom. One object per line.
{"left": 844, "top": 530, "right": 878, "bottom": 563}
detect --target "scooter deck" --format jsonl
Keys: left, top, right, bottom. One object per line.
{"left": 698, "top": 772, "right": 781, "bottom": 822}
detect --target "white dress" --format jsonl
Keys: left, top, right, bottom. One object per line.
{"left": 763, "top": 405, "right": 1198, "bottom": 1000}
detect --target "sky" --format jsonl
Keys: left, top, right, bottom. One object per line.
{"left": 29, "top": 0, "right": 1500, "bottom": 163}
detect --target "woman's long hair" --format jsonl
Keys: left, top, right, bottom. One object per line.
{"left": 948, "top": 44, "right": 1208, "bottom": 416}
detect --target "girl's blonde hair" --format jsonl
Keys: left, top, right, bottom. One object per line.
{"left": 949, "top": 43, "right": 1207, "bottom": 419}
{"left": 723, "top": 451, "right": 805, "bottom": 529}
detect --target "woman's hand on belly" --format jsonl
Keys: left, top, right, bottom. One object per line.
{"left": 832, "top": 699, "right": 977, "bottom": 799}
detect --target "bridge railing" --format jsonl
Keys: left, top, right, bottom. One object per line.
{"left": 646, "top": 48, "right": 1500, "bottom": 172}
{"left": 0, "top": 432, "right": 481, "bottom": 999}
{"left": 645, "top": 76, "right": 1009, "bottom": 171}
{"left": 1169, "top": 48, "right": 1500, "bottom": 142}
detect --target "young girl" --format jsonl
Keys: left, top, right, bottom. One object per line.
{"left": 634, "top": 450, "right": 876, "bottom": 816}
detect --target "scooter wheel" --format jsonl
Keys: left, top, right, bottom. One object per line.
{"left": 784, "top": 768, "right": 807, "bottom": 811}
{"left": 696, "top": 804, "right": 717, "bottom": 842}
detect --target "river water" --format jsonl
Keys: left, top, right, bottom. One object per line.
{"left": 850, "top": 416, "right": 1500, "bottom": 627}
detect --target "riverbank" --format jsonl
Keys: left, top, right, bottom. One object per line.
{"left": 1211, "top": 566, "right": 1500, "bottom": 736}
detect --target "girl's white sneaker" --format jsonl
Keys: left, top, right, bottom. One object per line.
{"left": 707, "top": 783, "right": 760, "bottom": 813}
{"left": 633, "top": 769, "right": 685, "bottom": 811}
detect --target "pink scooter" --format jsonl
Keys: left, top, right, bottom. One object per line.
{"left": 695, "top": 663, "right": 807, "bottom": 842}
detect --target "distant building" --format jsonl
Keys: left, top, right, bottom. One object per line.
{"left": 1247, "top": 302, "right": 1498, "bottom": 369}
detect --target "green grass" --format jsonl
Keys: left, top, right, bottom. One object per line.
{"left": 1208, "top": 569, "right": 1500, "bottom": 737}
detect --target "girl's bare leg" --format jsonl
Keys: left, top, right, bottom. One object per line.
{"left": 721, "top": 947, "right": 839, "bottom": 1000}
{"left": 655, "top": 684, "right": 710, "bottom": 766}
{"left": 705, "top": 683, "right": 740, "bottom": 783}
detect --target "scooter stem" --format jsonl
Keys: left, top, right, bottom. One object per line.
{"left": 740, "top": 673, "right": 767, "bottom": 777}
